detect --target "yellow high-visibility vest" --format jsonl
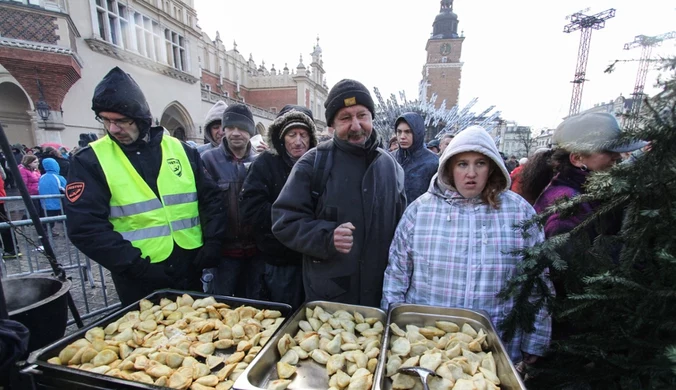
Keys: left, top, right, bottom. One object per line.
{"left": 90, "top": 135, "right": 203, "bottom": 263}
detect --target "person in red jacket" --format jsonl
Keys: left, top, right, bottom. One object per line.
{"left": 0, "top": 166, "right": 19, "bottom": 258}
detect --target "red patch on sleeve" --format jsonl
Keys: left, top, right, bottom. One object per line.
{"left": 66, "top": 182, "right": 85, "bottom": 203}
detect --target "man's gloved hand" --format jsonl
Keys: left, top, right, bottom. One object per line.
{"left": 126, "top": 257, "right": 169, "bottom": 284}
{"left": 193, "top": 241, "right": 222, "bottom": 271}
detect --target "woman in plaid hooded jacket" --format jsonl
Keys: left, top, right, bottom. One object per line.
{"left": 381, "top": 126, "right": 552, "bottom": 363}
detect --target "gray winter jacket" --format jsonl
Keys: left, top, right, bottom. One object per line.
{"left": 271, "top": 130, "right": 407, "bottom": 307}
{"left": 198, "top": 100, "right": 227, "bottom": 155}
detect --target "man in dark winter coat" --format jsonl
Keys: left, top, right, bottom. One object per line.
{"left": 391, "top": 112, "right": 439, "bottom": 203}
{"left": 197, "top": 100, "right": 226, "bottom": 155}
{"left": 65, "top": 67, "right": 226, "bottom": 306}
{"left": 201, "top": 103, "right": 262, "bottom": 298}
{"left": 240, "top": 105, "right": 317, "bottom": 308}
{"left": 272, "top": 79, "right": 407, "bottom": 307}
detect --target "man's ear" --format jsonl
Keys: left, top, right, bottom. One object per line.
{"left": 569, "top": 152, "right": 586, "bottom": 168}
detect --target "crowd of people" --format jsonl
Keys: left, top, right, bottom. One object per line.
{"left": 0, "top": 143, "right": 73, "bottom": 258}
{"left": 6, "top": 65, "right": 640, "bottom": 371}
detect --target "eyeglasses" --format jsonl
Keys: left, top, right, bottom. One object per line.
{"left": 95, "top": 115, "right": 135, "bottom": 129}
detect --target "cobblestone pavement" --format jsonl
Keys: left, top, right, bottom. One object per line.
{"left": 1, "top": 191, "right": 121, "bottom": 335}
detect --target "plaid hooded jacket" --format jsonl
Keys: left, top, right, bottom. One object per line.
{"left": 381, "top": 126, "right": 552, "bottom": 361}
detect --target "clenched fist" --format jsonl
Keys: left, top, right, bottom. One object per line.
{"left": 333, "top": 222, "right": 355, "bottom": 254}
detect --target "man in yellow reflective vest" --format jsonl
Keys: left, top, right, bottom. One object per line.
{"left": 65, "top": 67, "right": 226, "bottom": 306}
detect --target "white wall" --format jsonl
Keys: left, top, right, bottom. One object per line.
{"left": 59, "top": 0, "right": 202, "bottom": 147}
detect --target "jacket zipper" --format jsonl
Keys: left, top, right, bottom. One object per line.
{"left": 464, "top": 205, "right": 475, "bottom": 307}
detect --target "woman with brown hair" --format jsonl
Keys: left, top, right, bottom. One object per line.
{"left": 18, "top": 154, "right": 43, "bottom": 218}
{"left": 382, "top": 125, "right": 552, "bottom": 364}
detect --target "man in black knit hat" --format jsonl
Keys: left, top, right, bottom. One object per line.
{"left": 271, "top": 79, "right": 407, "bottom": 307}
{"left": 201, "top": 103, "right": 264, "bottom": 298}
{"left": 65, "top": 67, "right": 226, "bottom": 306}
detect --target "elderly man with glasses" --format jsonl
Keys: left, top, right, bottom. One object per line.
{"left": 64, "top": 67, "right": 226, "bottom": 306}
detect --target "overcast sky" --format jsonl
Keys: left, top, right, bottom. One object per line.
{"left": 194, "top": 0, "right": 675, "bottom": 129}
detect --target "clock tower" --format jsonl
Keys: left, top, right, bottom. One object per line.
{"left": 421, "top": 0, "right": 464, "bottom": 108}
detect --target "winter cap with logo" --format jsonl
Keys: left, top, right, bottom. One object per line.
{"left": 91, "top": 67, "right": 152, "bottom": 136}
{"left": 553, "top": 112, "right": 647, "bottom": 153}
{"left": 221, "top": 103, "right": 255, "bottom": 137}
{"left": 324, "top": 79, "right": 375, "bottom": 126}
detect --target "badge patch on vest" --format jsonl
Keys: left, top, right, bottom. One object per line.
{"left": 66, "top": 182, "right": 85, "bottom": 203}
{"left": 167, "top": 158, "right": 183, "bottom": 177}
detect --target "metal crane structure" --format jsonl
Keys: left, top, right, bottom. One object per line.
{"left": 563, "top": 8, "right": 616, "bottom": 116}
{"left": 624, "top": 31, "right": 676, "bottom": 122}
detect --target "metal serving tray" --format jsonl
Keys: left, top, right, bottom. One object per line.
{"left": 22, "top": 289, "right": 292, "bottom": 390}
{"left": 234, "top": 301, "right": 387, "bottom": 390}
{"left": 375, "top": 304, "right": 526, "bottom": 390}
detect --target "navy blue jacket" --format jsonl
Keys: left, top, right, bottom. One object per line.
{"left": 391, "top": 112, "right": 439, "bottom": 203}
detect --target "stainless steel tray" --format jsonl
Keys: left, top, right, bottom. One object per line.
{"left": 374, "top": 304, "right": 525, "bottom": 390}
{"left": 235, "top": 301, "right": 387, "bottom": 390}
{"left": 24, "top": 289, "right": 293, "bottom": 390}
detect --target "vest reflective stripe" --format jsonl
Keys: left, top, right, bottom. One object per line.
{"left": 91, "top": 135, "right": 203, "bottom": 263}
{"left": 109, "top": 199, "right": 163, "bottom": 218}
{"left": 171, "top": 216, "right": 200, "bottom": 231}
{"left": 120, "top": 225, "right": 171, "bottom": 242}
{"left": 163, "top": 193, "right": 198, "bottom": 206}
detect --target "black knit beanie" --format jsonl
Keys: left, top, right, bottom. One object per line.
{"left": 278, "top": 104, "right": 313, "bottom": 120}
{"left": 324, "top": 79, "right": 375, "bottom": 126}
{"left": 222, "top": 103, "right": 255, "bottom": 137}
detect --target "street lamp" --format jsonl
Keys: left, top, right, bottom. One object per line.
{"left": 35, "top": 78, "right": 50, "bottom": 122}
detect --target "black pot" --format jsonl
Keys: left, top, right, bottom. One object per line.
{"left": 3, "top": 274, "right": 71, "bottom": 353}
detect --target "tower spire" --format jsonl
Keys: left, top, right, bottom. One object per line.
{"left": 432, "top": 0, "right": 459, "bottom": 39}
{"left": 441, "top": 0, "right": 452, "bottom": 12}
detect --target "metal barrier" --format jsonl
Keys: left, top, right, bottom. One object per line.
{"left": 0, "top": 194, "right": 121, "bottom": 326}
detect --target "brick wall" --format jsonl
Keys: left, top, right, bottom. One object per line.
{"left": 201, "top": 72, "right": 219, "bottom": 91}
{"left": 0, "top": 47, "right": 81, "bottom": 109}
{"left": 246, "top": 88, "right": 297, "bottom": 112}
{"left": 201, "top": 71, "right": 252, "bottom": 101}
{"left": 0, "top": 7, "right": 58, "bottom": 44}
{"left": 221, "top": 80, "right": 243, "bottom": 100}
{"left": 426, "top": 67, "right": 461, "bottom": 108}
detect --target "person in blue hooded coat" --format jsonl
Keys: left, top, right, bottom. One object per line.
{"left": 390, "top": 112, "right": 439, "bottom": 203}
{"left": 38, "top": 158, "right": 66, "bottom": 222}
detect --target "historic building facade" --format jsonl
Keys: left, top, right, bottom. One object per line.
{"left": 0, "top": 0, "right": 327, "bottom": 148}
{"left": 420, "top": 0, "right": 464, "bottom": 108}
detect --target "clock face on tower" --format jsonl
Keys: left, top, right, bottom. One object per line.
{"left": 440, "top": 43, "right": 452, "bottom": 56}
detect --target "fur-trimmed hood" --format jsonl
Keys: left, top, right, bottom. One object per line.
{"left": 266, "top": 110, "right": 318, "bottom": 156}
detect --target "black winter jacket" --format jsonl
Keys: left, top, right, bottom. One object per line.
{"left": 201, "top": 140, "right": 256, "bottom": 254}
{"left": 240, "top": 111, "right": 318, "bottom": 265}
{"left": 66, "top": 67, "right": 225, "bottom": 305}
{"left": 65, "top": 128, "right": 226, "bottom": 305}
{"left": 391, "top": 112, "right": 439, "bottom": 203}
{"left": 271, "top": 131, "right": 407, "bottom": 307}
